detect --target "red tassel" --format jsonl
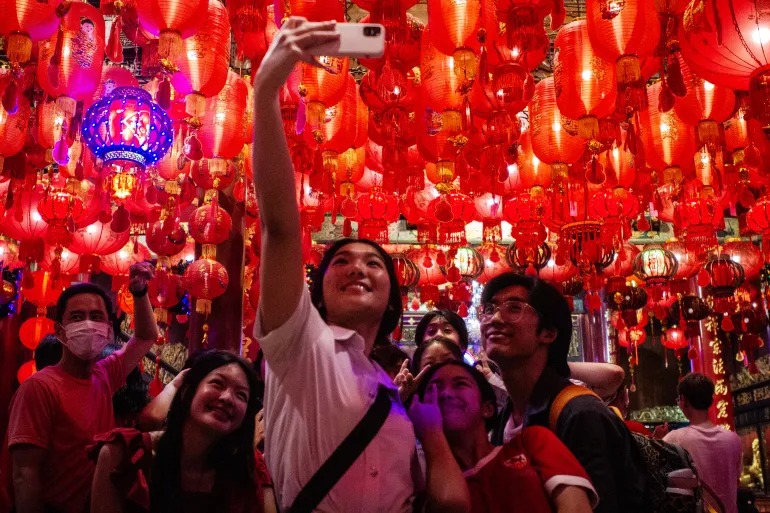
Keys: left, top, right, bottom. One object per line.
{"left": 523, "top": 72, "right": 535, "bottom": 103}
{"left": 48, "top": 24, "right": 65, "bottom": 87}
{"left": 1, "top": 79, "right": 18, "bottom": 114}
{"left": 721, "top": 315, "right": 734, "bottom": 332}
{"left": 107, "top": 15, "right": 124, "bottom": 63}
{"left": 658, "top": 83, "right": 675, "bottom": 113}
{"left": 342, "top": 218, "right": 352, "bottom": 237}
{"left": 550, "top": 0, "right": 566, "bottom": 30}
{"left": 667, "top": 56, "right": 686, "bottom": 97}
{"left": 478, "top": 46, "right": 488, "bottom": 86}
{"left": 156, "top": 78, "right": 172, "bottom": 110}
{"left": 110, "top": 205, "right": 131, "bottom": 233}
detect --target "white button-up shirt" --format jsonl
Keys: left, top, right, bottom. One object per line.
{"left": 257, "top": 288, "right": 417, "bottom": 513}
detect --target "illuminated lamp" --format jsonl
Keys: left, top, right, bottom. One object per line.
{"left": 17, "top": 360, "right": 36, "bottom": 384}
{"left": 606, "top": 284, "right": 648, "bottom": 328}
{"left": 353, "top": 188, "right": 400, "bottom": 244}
{"left": 664, "top": 237, "right": 701, "bottom": 279}
{"left": 41, "top": 245, "right": 80, "bottom": 277}
{"left": 19, "top": 316, "right": 55, "bottom": 350}
{"left": 553, "top": 20, "right": 616, "bottom": 140}
{"left": 67, "top": 220, "right": 130, "bottom": 273}
{"left": 704, "top": 254, "right": 744, "bottom": 311}
{"left": 135, "top": 0, "right": 207, "bottom": 60}
{"left": 391, "top": 253, "right": 420, "bottom": 301}
{"left": 0, "top": 0, "right": 59, "bottom": 64}
{"left": 722, "top": 239, "right": 763, "bottom": 281}
{"left": 0, "top": 97, "right": 31, "bottom": 170}
{"left": 3, "top": 188, "right": 49, "bottom": 263}
{"left": 441, "top": 246, "right": 484, "bottom": 283}
{"left": 586, "top": 0, "right": 660, "bottom": 113}
{"left": 81, "top": 86, "right": 173, "bottom": 171}
{"left": 477, "top": 242, "right": 511, "bottom": 284}
{"left": 184, "top": 258, "right": 229, "bottom": 345}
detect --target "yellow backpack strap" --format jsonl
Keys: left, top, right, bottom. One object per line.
{"left": 608, "top": 406, "right": 624, "bottom": 420}
{"left": 548, "top": 384, "right": 601, "bottom": 431}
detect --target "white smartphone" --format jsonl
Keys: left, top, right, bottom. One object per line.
{"left": 309, "top": 23, "right": 385, "bottom": 58}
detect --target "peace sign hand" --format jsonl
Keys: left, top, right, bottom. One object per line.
{"left": 395, "top": 360, "right": 432, "bottom": 403}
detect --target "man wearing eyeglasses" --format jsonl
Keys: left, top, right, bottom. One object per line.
{"left": 481, "top": 272, "right": 650, "bottom": 513}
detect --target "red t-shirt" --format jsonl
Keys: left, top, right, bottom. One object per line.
{"left": 5, "top": 352, "right": 126, "bottom": 513}
{"left": 463, "top": 426, "right": 598, "bottom": 513}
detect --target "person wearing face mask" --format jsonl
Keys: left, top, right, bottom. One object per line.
{"left": 6, "top": 262, "right": 159, "bottom": 513}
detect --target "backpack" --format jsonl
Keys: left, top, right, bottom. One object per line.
{"left": 549, "top": 385, "right": 724, "bottom": 513}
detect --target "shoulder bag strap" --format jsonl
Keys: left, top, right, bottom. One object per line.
{"left": 287, "top": 385, "right": 393, "bottom": 513}
{"left": 548, "top": 384, "right": 600, "bottom": 431}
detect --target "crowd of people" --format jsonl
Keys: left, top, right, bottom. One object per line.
{"left": 0, "top": 17, "right": 746, "bottom": 513}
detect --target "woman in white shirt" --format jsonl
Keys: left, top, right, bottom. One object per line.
{"left": 251, "top": 17, "right": 469, "bottom": 513}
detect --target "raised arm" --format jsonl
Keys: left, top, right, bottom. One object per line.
{"left": 252, "top": 18, "right": 339, "bottom": 334}
{"left": 91, "top": 444, "right": 127, "bottom": 513}
{"left": 568, "top": 362, "right": 625, "bottom": 399}
{"left": 137, "top": 369, "right": 188, "bottom": 431}
{"left": 118, "top": 262, "right": 160, "bottom": 381}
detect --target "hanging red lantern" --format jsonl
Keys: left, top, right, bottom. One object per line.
{"left": 352, "top": 188, "right": 400, "bottom": 244}
{"left": 617, "top": 326, "right": 647, "bottom": 347}
{"left": 170, "top": 0, "right": 231, "bottom": 119}
{"left": 419, "top": 34, "right": 466, "bottom": 113}
{"left": 640, "top": 81, "right": 697, "bottom": 183}
{"left": 586, "top": 0, "right": 660, "bottom": 113}
{"left": 19, "top": 316, "right": 55, "bottom": 350}
{"left": 136, "top": 0, "right": 207, "bottom": 61}
{"left": 0, "top": 0, "right": 60, "bottom": 64}
{"left": 22, "top": 270, "right": 66, "bottom": 308}
{"left": 477, "top": 242, "right": 511, "bottom": 284}
{"left": 553, "top": 20, "right": 617, "bottom": 139}
{"left": 408, "top": 246, "right": 448, "bottom": 286}
{"left": 0, "top": 96, "right": 30, "bottom": 166}
{"left": 67, "top": 220, "right": 130, "bottom": 273}
{"left": 148, "top": 272, "right": 184, "bottom": 326}
{"left": 663, "top": 326, "right": 688, "bottom": 350}
{"left": 3, "top": 187, "right": 49, "bottom": 263}
{"left": 299, "top": 55, "right": 350, "bottom": 126}
{"left": 184, "top": 258, "right": 229, "bottom": 315}
{"left": 147, "top": 219, "right": 188, "bottom": 261}
{"left": 664, "top": 237, "right": 701, "bottom": 278}
{"left": 722, "top": 239, "right": 763, "bottom": 281}
{"left": 36, "top": 3, "right": 105, "bottom": 120}
{"left": 198, "top": 70, "right": 249, "bottom": 160}
{"left": 188, "top": 201, "right": 233, "bottom": 258}
{"left": 17, "top": 360, "right": 36, "bottom": 384}
{"left": 605, "top": 242, "right": 640, "bottom": 277}
{"left": 529, "top": 77, "right": 585, "bottom": 184}
{"left": 102, "top": 241, "right": 150, "bottom": 278}
{"left": 539, "top": 255, "right": 580, "bottom": 286}
{"left": 41, "top": 245, "right": 81, "bottom": 276}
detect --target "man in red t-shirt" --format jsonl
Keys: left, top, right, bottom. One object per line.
{"left": 414, "top": 360, "right": 597, "bottom": 513}
{"left": 5, "top": 263, "right": 159, "bottom": 513}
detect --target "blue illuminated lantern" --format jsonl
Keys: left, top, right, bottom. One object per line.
{"left": 81, "top": 86, "right": 173, "bottom": 169}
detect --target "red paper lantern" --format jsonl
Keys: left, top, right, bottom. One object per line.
{"left": 101, "top": 242, "right": 150, "bottom": 277}
{"left": 664, "top": 238, "right": 701, "bottom": 278}
{"left": 409, "top": 247, "right": 449, "bottom": 286}
{"left": 477, "top": 243, "right": 511, "bottom": 284}
{"left": 0, "top": 96, "right": 30, "bottom": 162}
{"left": 586, "top": 0, "right": 660, "bottom": 112}
{"left": 198, "top": 70, "right": 249, "bottom": 160}
{"left": 663, "top": 326, "right": 689, "bottom": 350}
{"left": 722, "top": 240, "right": 763, "bottom": 281}
{"left": 673, "top": 53, "right": 736, "bottom": 131}
{"left": 17, "top": 360, "right": 36, "bottom": 384}
{"left": 67, "top": 220, "right": 130, "bottom": 273}
{"left": 22, "top": 270, "right": 66, "bottom": 308}
{"left": 633, "top": 245, "right": 678, "bottom": 286}
{"left": 36, "top": 3, "right": 105, "bottom": 116}
{"left": 41, "top": 245, "right": 81, "bottom": 275}
{"left": 3, "top": 188, "right": 49, "bottom": 263}
{"left": 188, "top": 202, "right": 233, "bottom": 246}
{"left": 300, "top": 56, "right": 350, "bottom": 125}
{"left": 640, "top": 81, "right": 697, "bottom": 180}
{"left": 19, "top": 316, "right": 55, "bottom": 350}
{"left": 146, "top": 220, "right": 188, "bottom": 258}
{"left": 136, "top": 0, "right": 208, "bottom": 60}
{"left": 170, "top": 0, "right": 231, "bottom": 118}
{"left": 91, "top": 64, "right": 139, "bottom": 104}
{"left": 0, "top": 0, "right": 60, "bottom": 64}
{"left": 184, "top": 258, "right": 229, "bottom": 314}
{"left": 353, "top": 188, "right": 400, "bottom": 244}
{"left": 553, "top": 20, "right": 616, "bottom": 137}
{"left": 529, "top": 77, "right": 585, "bottom": 176}
{"left": 419, "top": 33, "right": 466, "bottom": 112}
{"left": 617, "top": 326, "right": 647, "bottom": 348}
{"left": 190, "top": 158, "right": 236, "bottom": 191}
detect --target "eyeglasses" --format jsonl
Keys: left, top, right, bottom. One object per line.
{"left": 476, "top": 300, "right": 538, "bottom": 323}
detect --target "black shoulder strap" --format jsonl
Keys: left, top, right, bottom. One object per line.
{"left": 287, "top": 385, "right": 393, "bottom": 513}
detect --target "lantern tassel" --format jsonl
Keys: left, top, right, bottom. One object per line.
{"left": 667, "top": 55, "right": 686, "bottom": 97}
{"left": 1, "top": 78, "right": 18, "bottom": 114}
{"left": 107, "top": 14, "right": 124, "bottom": 63}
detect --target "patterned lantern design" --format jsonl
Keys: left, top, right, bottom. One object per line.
{"left": 352, "top": 188, "right": 400, "bottom": 245}
{"left": 136, "top": 0, "right": 208, "bottom": 60}
{"left": 0, "top": 0, "right": 60, "bottom": 64}
{"left": 198, "top": 70, "right": 249, "bottom": 160}
{"left": 0, "top": 96, "right": 31, "bottom": 168}
{"left": 300, "top": 56, "right": 350, "bottom": 126}
{"left": 673, "top": 196, "right": 723, "bottom": 258}
{"left": 640, "top": 81, "right": 697, "bottom": 188}
{"left": 82, "top": 86, "right": 174, "bottom": 172}
{"left": 722, "top": 240, "right": 763, "bottom": 281}
{"left": 633, "top": 245, "right": 678, "bottom": 302}
{"left": 391, "top": 252, "right": 420, "bottom": 302}
{"left": 171, "top": 0, "right": 231, "bottom": 119}
{"left": 43, "top": 245, "right": 81, "bottom": 277}
{"left": 704, "top": 254, "right": 744, "bottom": 313}
{"left": 586, "top": 0, "right": 660, "bottom": 113}
{"left": 3, "top": 188, "right": 50, "bottom": 263}
{"left": 664, "top": 237, "right": 701, "bottom": 279}
{"left": 477, "top": 242, "right": 511, "bottom": 284}
{"left": 529, "top": 77, "right": 585, "bottom": 194}
{"left": 102, "top": 241, "right": 150, "bottom": 289}
{"left": 36, "top": 2, "right": 105, "bottom": 121}
{"left": 184, "top": 258, "right": 229, "bottom": 345}
{"left": 553, "top": 20, "right": 617, "bottom": 141}
{"left": 747, "top": 196, "right": 770, "bottom": 263}
{"left": 188, "top": 201, "right": 233, "bottom": 259}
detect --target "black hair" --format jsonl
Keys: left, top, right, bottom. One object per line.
{"left": 481, "top": 272, "right": 573, "bottom": 377}
{"left": 678, "top": 372, "right": 715, "bottom": 410}
{"left": 310, "top": 238, "right": 402, "bottom": 347}
{"left": 80, "top": 17, "right": 94, "bottom": 26}
{"left": 55, "top": 282, "right": 117, "bottom": 326}
{"left": 370, "top": 342, "right": 409, "bottom": 378}
{"left": 410, "top": 336, "right": 464, "bottom": 375}
{"left": 414, "top": 310, "right": 469, "bottom": 351}
{"left": 150, "top": 351, "right": 261, "bottom": 513}
{"left": 415, "top": 360, "right": 498, "bottom": 431}
{"left": 34, "top": 334, "right": 62, "bottom": 370}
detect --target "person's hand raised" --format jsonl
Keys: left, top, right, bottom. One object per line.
{"left": 394, "top": 360, "right": 431, "bottom": 403}
{"left": 128, "top": 262, "right": 154, "bottom": 296}
{"left": 254, "top": 17, "right": 339, "bottom": 95}
{"left": 408, "top": 383, "right": 443, "bottom": 440}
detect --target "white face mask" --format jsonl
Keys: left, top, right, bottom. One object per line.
{"left": 63, "top": 320, "right": 113, "bottom": 361}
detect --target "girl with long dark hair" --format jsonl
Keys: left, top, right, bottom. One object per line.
{"left": 89, "top": 351, "right": 276, "bottom": 513}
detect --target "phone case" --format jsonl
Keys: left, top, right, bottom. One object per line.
{"left": 309, "top": 23, "right": 385, "bottom": 58}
